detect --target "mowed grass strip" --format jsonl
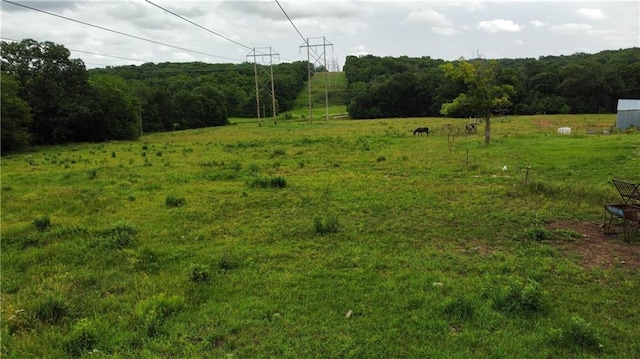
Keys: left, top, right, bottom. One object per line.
{"left": 2, "top": 114, "right": 639, "bottom": 358}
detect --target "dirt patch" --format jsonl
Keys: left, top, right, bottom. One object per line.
{"left": 546, "top": 220, "right": 640, "bottom": 270}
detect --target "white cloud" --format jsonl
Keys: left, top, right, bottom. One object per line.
{"left": 550, "top": 23, "right": 593, "bottom": 33}
{"left": 349, "top": 45, "right": 369, "bottom": 57}
{"left": 433, "top": 27, "right": 457, "bottom": 35}
{"left": 577, "top": 8, "right": 606, "bottom": 20}
{"left": 405, "top": 9, "right": 451, "bottom": 27}
{"left": 530, "top": 20, "right": 548, "bottom": 28}
{"left": 477, "top": 19, "right": 521, "bottom": 33}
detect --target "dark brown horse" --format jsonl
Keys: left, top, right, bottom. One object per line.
{"left": 414, "top": 127, "right": 430, "bottom": 136}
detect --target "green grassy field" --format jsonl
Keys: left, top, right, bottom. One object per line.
{"left": 2, "top": 114, "right": 639, "bottom": 358}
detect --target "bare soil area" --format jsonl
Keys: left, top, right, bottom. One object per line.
{"left": 546, "top": 220, "right": 640, "bottom": 270}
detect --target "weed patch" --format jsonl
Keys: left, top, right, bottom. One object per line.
{"left": 246, "top": 175, "right": 287, "bottom": 189}
{"left": 166, "top": 194, "right": 186, "bottom": 207}
{"left": 442, "top": 296, "right": 477, "bottom": 322}
{"left": 189, "top": 264, "right": 211, "bottom": 283}
{"left": 100, "top": 222, "right": 138, "bottom": 249}
{"left": 33, "top": 295, "right": 69, "bottom": 324}
{"left": 549, "top": 315, "right": 605, "bottom": 354}
{"left": 64, "top": 319, "right": 98, "bottom": 357}
{"left": 135, "top": 294, "right": 184, "bottom": 337}
{"left": 488, "top": 278, "right": 546, "bottom": 316}
{"left": 33, "top": 214, "right": 51, "bottom": 231}
{"left": 313, "top": 215, "right": 340, "bottom": 236}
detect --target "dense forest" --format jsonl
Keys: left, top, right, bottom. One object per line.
{"left": 1, "top": 39, "right": 308, "bottom": 152}
{"left": 2, "top": 38, "right": 639, "bottom": 153}
{"left": 344, "top": 48, "right": 640, "bottom": 119}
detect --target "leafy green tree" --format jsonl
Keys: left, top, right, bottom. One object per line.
{"left": 1, "top": 39, "right": 93, "bottom": 144}
{"left": 88, "top": 74, "right": 141, "bottom": 141}
{"left": 1, "top": 74, "right": 32, "bottom": 152}
{"left": 192, "top": 85, "right": 229, "bottom": 127}
{"left": 440, "top": 59, "right": 514, "bottom": 146}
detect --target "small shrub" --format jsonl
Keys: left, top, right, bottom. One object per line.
{"left": 33, "top": 214, "right": 51, "bottom": 231}
{"left": 247, "top": 176, "right": 287, "bottom": 189}
{"left": 517, "top": 227, "right": 582, "bottom": 242}
{"left": 270, "top": 176, "right": 287, "bottom": 188}
{"left": 248, "top": 163, "right": 260, "bottom": 173}
{"left": 102, "top": 222, "right": 138, "bottom": 249}
{"left": 442, "top": 296, "right": 477, "bottom": 321}
{"left": 491, "top": 278, "right": 545, "bottom": 316}
{"left": 166, "top": 194, "right": 186, "bottom": 207}
{"left": 111, "top": 151, "right": 116, "bottom": 158}
{"left": 189, "top": 264, "right": 211, "bottom": 283}
{"left": 218, "top": 255, "right": 239, "bottom": 272}
{"left": 33, "top": 295, "right": 68, "bottom": 324}
{"left": 549, "top": 315, "right": 604, "bottom": 353}
{"left": 86, "top": 169, "right": 97, "bottom": 180}
{"left": 135, "top": 294, "right": 184, "bottom": 337}
{"left": 521, "top": 227, "right": 553, "bottom": 241}
{"left": 64, "top": 319, "right": 98, "bottom": 357}
{"left": 135, "top": 247, "right": 159, "bottom": 271}
{"left": 271, "top": 148, "right": 286, "bottom": 157}
{"left": 24, "top": 155, "right": 36, "bottom": 166}
{"left": 314, "top": 216, "right": 340, "bottom": 236}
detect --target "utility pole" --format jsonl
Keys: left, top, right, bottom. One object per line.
{"left": 300, "top": 37, "right": 333, "bottom": 123}
{"left": 247, "top": 47, "right": 280, "bottom": 126}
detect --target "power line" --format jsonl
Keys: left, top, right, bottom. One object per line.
{"left": 273, "top": 0, "right": 307, "bottom": 45}
{"left": 144, "top": 0, "right": 254, "bottom": 52}
{"left": 2, "top": 0, "right": 244, "bottom": 63}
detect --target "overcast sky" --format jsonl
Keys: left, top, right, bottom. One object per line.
{"left": 1, "top": 0, "right": 639, "bottom": 69}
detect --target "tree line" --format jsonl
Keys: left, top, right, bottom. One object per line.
{"left": 3, "top": 38, "right": 638, "bottom": 153}
{"left": 344, "top": 48, "right": 640, "bottom": 119}
{"left": 1, "top": 39, "right": 309, "bottom": 153}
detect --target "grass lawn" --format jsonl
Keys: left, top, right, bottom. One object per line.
{"left": 2, "top": 114, "right": 639, "bottom": 358}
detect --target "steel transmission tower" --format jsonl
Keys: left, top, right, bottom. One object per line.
{"left": 247, "top": 47, "right": 279, "bottom": 126}
{"left": 300, "top": 37, "right": 333, "bottom": 123}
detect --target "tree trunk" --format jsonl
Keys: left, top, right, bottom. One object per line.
{"left": 484, "top": 115, "right": 491, "bottom": 146}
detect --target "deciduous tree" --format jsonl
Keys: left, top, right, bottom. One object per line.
{"left": 440, "top": 59, "right": 514, "bottom": 146}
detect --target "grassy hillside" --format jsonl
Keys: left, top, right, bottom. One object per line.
{"left": 2, "top": 114, "right": 639, "bottom": 358}
{"left": 292, "top": 71, "right": 348, "bottom": 115}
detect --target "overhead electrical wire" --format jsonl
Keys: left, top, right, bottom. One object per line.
{"left": 2, "top": 0, "right": 244, "bottom": 63}
{"left": 273, "top": 0, "right": 307, "bottom": 45}
{"left": 1, "top": 36, "right": 145, "bottom": 64}
{"left": 144, "top": 0, "right": 254, "bottom": 52}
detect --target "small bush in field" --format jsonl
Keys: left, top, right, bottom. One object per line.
{"left": 270, "top": 176, "right": 287, "bottom": 188}
{"left": 442, "top": 296, "right": 477, "bottom": 321}
{"left": 135, "top": 294, "right": 184, "bottom": 337}
{"left": 102, "top": 222, "right": 138, "bottom": 249}
{"left": 218, "top": 254, "right": 240, "bottom": 272}
{"left": 166, "top": 194, "right": 186, "bottom": 207}
{"left": 314, "top": 216, "right": 340, "bottom": 236}
{"left": 490, "top": 278, "right": 545, "bottom": 316}
{"left": 86, "top": 169, "right": 97, "bottom": 180}
{"left": 33, "top": 215, "right": 51, "bottom": 231}
{"left": 549, "top": 315, "right": 604, "bottom": 353}
{"left": 189, "top": 264, "right": 211, "bottom": 283}
{"left": 247, "top": 176, "right": 286, "bottom": 189}
{"left": 33, "top": 295, "right": 68, "bottom": 324}
{"left": 64, "top": 319, "right": 98, "bottom": 357}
